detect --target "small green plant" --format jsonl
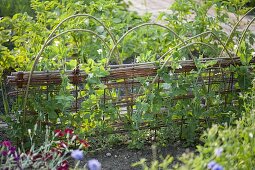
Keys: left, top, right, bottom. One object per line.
{"left": 132, "top": 155, "right": 174, "bottom": 170}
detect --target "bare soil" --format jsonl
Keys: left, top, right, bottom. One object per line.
{"left": 77, "top": 142, "right": 192, "bottom": 170}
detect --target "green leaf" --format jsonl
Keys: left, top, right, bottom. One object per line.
{"left": 96, "top": 26, "right": 104, "bottom": 33}
{"left": 48, "top": 112, "right": 58, "bottom": 120}
{"left": 112, "top": 18, "right": 121, "bottom": 23}
{"left": 237, "top": 66, "right": 252, "bottom": 90}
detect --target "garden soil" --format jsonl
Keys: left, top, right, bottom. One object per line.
{"left": 74, "top": 142, "right": 193, "bottom": 170}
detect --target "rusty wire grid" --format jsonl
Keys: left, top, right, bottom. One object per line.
{"left": 6, "top": 56, "right": 255, "bottom": 136}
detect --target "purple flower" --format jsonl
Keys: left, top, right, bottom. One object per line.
{"left": 11, "top": 152, "right": 20, "bottom": 162}
{"left": 2, "top": 141, "right": 11, "bottom": 148}
{"left": 71, "top": 149, "right": 84, "bottom": 161}
{"left": 208, "top": 161, "right": 216, "bottom": 169}
{"left": 208, "top": 161, "right": 224, "bottom": 170}
{"left": 87, "top": 159, "right": 101, "bottom": 170}
{"left": 1, "top": 150, "right": 8, "bottom": 156}
{"left": 214, "top": 147, "right": 223, "bottom": 157}
{"left": 212, "top": 164, "right": 224, "bottom": 170}
{"left": 14, "top": 155, "right": 20, "bottom": 161}
{"left": 9, "top": 146, "right": 16, "bottom": 154}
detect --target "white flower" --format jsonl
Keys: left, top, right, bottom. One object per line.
{"left": 87, "top": 159, "right": 101, "bottom": 170}
{"left": 97, "top": 49, "right": 103, "bottom": 55}
{"left": 71, "top": 135, "right": 78, "bottom": 142}
{"left": 88, "top": 73, "right": 94, "bottom": 78}
{"left": 28, "top": 129, "right": 31, "bottom": 135}
{"left": 55, "top": 41, "right": 60, "bottom": 47}
{"left": 252, "top": 52, "right": 255, "bottom": 57}
{"left": 176, "top": 64, "right": 182, "bottom": 69}
{"left": 234, "top": 45, "right": 238, "bottom": 50}
{"left": 84, "top": 19, "right": 90, "bottom": 26}
{"left": 57, "top": 118, "right": 61, "bottom": 123}
{"left": 249, "top": 133, "right": 253, "bottom": 138}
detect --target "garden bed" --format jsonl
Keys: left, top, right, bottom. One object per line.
{"left": 72, "top": 143, "right": 192, "bottom": 170}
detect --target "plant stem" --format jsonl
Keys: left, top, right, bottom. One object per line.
{"left": 107, "top": 23, "right": 187, "bottom": 64}
{"left": 235, "top": 16, "right": 255, "bottom": 56}
{"left": 220, "top": 7, "right": 255, "bottom": 56}
{"left": 0, "top": 79, "right": 9, "bottom": 114}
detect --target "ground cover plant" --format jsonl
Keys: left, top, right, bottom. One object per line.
{"left": 0, "top": 0, "right": 255, "bottom": 169}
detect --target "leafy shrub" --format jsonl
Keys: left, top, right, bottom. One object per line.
{"left": 177, "top": 85, "right": 255, "bottom": 169}
{"left": 133, "top": 81, "right": 255, "bottom": 169}
{"left": 133, "top": 108, "right": 255, "bottom": 170}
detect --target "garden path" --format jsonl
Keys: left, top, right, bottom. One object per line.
{"left": 124, "top": 0, "right": 255, "bottom": 34}
{"left": 124, "top": 0, "right": 174, "bottom": 19}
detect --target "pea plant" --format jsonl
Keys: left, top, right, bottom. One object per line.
{"left": 0, "top": 0, "right": 255, "bottom": 149}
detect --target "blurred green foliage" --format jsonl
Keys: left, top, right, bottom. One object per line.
{"left": 217, "top": 0, "right": 255, "bottom": 15}
{"left": 0, "top": 0, "right": 34, "bottom": 17}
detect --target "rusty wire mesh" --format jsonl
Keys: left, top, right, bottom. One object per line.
{"left": 6, "top": 56, "right": 255, "bottom": 135}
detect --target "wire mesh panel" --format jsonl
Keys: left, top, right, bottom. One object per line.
{"left": 6, "top": 57, "right": 255, "bottom": 136}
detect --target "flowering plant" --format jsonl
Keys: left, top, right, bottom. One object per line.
{"left": 53, "top": 128, "right": 90, "bottom": 149}
{"left": 0, "top": 126, "right": 90, "bottom": 169}
{"left": 0, "top": 140, "right": 21, "bottom": 169}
